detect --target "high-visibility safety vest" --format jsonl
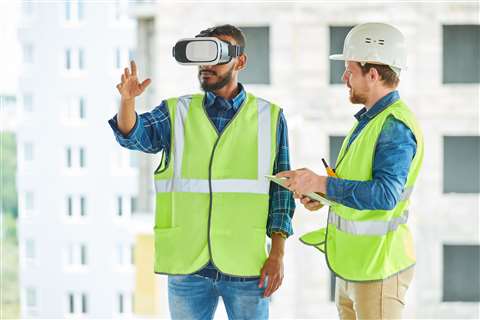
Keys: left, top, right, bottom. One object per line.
{"left": 300, "top": 99, "right": 424, "bottom": 281}
{"left": 153, "top": 93, "right": 280, "bottom": 277}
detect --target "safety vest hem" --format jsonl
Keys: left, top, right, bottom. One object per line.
{"left": 325, "top": 254, "right": 416, "bottom": 283}
{"left": 299, "top": 237, "right": 326, "bottom": 253}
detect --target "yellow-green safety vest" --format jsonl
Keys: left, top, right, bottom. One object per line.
{"left": 153, "top": 93, "right": 280, "bottom": 277}
{"left": 300, "top": 99, "right": 424, "bottom": 281}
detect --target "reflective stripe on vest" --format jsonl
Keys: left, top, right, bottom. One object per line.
{"left": 328, "top": 208, "right": 409, "bottom": 236}
{"left": 154, "top": 95, "right": 272, "bottom": 194}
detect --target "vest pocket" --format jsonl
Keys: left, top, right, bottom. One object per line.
{"left": 154, "top": 227, "right": 182, "bottom": 273}
{"left": 299, "top": 228, "right": 327, "bottom": 253}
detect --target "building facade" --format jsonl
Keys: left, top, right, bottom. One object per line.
{"left": 16, "top": 1, "right": 154, "bottom": 318}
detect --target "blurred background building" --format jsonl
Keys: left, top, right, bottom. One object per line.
{"left": 3, "top": 0, "right": 479, "bottom": 319}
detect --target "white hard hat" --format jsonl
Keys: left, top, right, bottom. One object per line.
{"left": 329, "top": 22, "right": 407, "bottom": 75}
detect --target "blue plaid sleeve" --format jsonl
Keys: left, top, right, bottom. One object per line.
{"left": 267, "top": 111, "right": 295, "bottom": 238}
{"left": 108, "top": 100, "right": 171, "bottom": 155}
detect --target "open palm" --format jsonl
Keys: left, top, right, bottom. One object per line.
{"left": 116, "top": 60, "right": 151, "bottom": 99}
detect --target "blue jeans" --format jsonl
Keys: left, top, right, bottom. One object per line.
{"left": 168, "top": 265, "right": 269, "bottom": 320}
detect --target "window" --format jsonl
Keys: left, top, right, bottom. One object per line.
{"left": 114, "top": 149, "right": 139, "bottom": 171}
{"left": 329, "top": 136, "right": 346, "bottom": 167}
{"left": 116, "top": 195, "right": 137, "bottom": 217}
{"left": 67, "top": 244, "right": 88, "bottom": 267}
{"left": 67, "top": 196, "right": 73, "bottom": 216}
{"left": 443, "top": 136, "right": 480, "bottom": 193}
{"left": 130, "top": 196, "right": 138, "bottom": 214}
{"left": 80, "top": 196, "right": 86, "bottom": 216}
{"left": 238, "top": 26, "right": 270, "bottom": 84}
{"left": 22, "top": 1, "right": 34, "bottom": 17}
{"left": 23, "top": 93, "right": 33, "bottom": 112}
{"left": 65, "top": 48, "right": 85, "bottom": 71}
{"left": 65, "top": 0, "right": 84, "bottom": 22}
{"left": 129, "top": 152, "right": 139, "bottom": 168}
{"left": 66, "top": 196, "right": 87, "bottom": 218}
{"left": 329, "top": 26, "right": 354, "bottom": 84}
{"left": 116, "top": 244, "right": 124, "bottom": 265}
{"left": 65, "top": 96, "right": 86, "bottom": 121}
{"left": 25, "top": 239, "right": 35, "bottom": 262}
{"left": 1, "top": 95, "right": 16, "bottom": 111}
{"left": 79, "top": 97, "right": 86, "bottom": 119}
{"left": 118, "top": 293, "right": 124, "bottom": 313}
{"left": 117, "top": 292, "right": 133, "bottom": 314}
{"left": 26, "top": 287, "right": 37, "bottom": 308}
{"left": 115, "top": 47, "right": 133, "bottom": 70}
{"left": 113, "top": 0, "right": 130, "bottom": 22}
{"left": 25, "top": 192, "right": 34, "bottom": 211}
{"left": 82, "top": 294, "right": 87, "bottom": 313}
{"left": 79, "top": 147, "right": 86, "bottom": 168}
{"left": 115, "top": 48, "right": 121, "bottom": 69}
{"left": 67, "top": 292, "right": 88, "bottom": 314}
{"left": 23, "top": 44, "right": 33, "bottom": 64}
{"left": 66, "top": 146, "right": 87, "bottom": 169}
{"left": 80, "top": 244, "right": 87, "bottom": 265}
{"left": 65, "top": 49, "right": 72, "bottom": 70}
{"left": 128, "top": 49, "right": 135, "bottom": 62}
{"left": 66, "top": 147, "right": 72, "bottom": 168}
{"left": 24, "top": 142, "right": 33, "bottom": 161}
{"left": 443, "top": 244, "right": 480, "bottom": 301}
{"left": 116, "top": 244, "right": 134, "bottom": 267}
{"left": 79, "top": 49, "right": 85, "bottom": 70}
{"left": 117, "top": 196, "right": 123, "bottom": 217}
{"left": 443, "top": 25, "right": 480, "bottom": 83}
{"left": 68, "top": 293, "right": 74, "bottom": 313}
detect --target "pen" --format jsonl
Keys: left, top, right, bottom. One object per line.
{"left": 322, "top": 158, "right": 337, "bottom": 177}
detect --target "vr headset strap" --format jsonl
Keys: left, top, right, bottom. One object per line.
{"left": 228, "top": 45, "right": 244, "bottom": 57}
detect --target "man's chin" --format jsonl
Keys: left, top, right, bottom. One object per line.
{"left": 200, "top": 80, "right": 226, "bottom": 92}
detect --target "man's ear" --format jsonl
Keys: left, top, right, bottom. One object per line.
{"left": 235, "top": 54, "right": 247, "bottom": 71}
{"left": 369, "top": 67, "right": 380, "bottom": 82}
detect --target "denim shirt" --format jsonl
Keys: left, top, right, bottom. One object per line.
{"left": 326, "top": 91, "right": 417, "bottom": 210}
{"left": 108, "top": 84, "right": 295, "bottom": 237}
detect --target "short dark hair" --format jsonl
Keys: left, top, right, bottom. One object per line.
{"left": 197, "top": 24, "right": 246, "bottom": 49}
{"left": 358, "top": 63, "right": 400, "bottom": 88}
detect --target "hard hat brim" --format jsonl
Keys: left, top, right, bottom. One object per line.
{"left": 329, "top": 54, "right": 345, "bottom": 61}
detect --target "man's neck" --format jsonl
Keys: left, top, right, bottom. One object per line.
{"left": 213, "top": 82, "right": 239, "bottom": 100}
{"left": 364, "top": 87, "right": 395, "bottom": 110}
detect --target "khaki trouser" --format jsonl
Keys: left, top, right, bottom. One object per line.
{"left": 335, "top": 267, "right": 414, "bottom": 320}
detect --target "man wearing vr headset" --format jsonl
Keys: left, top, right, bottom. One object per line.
{"left": 108, "top": 25, "right": 294, "bottom": 320}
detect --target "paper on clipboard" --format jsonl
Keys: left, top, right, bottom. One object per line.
{"left": 265, "top": 175, "right": 335, "bottom": 206}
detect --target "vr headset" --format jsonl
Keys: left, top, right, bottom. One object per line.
{"left": 172, "top": 37, "right": 244, "bottom": 65}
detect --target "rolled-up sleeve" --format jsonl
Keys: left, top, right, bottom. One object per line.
{"left": 267, "top": 111, "right": 295, "bottom": 238}
{"left": 108, "top": 100, "right": 171, "bottom": 154}
{"left": 326, "top": 116, "right": 417, "bottom": 211}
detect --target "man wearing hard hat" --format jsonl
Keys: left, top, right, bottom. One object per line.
{"left": 278, "top": 22, "right": 424, "bottom": 318}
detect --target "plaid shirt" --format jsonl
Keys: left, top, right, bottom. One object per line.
{"left": 108, "top": 84, "right": 295, "bottom": 237}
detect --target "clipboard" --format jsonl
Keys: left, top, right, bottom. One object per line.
{"left": 265, "top": 175, "right": 336, "bottom": 206}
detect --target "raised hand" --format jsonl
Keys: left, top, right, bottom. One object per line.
{"left": 116, "top": 60, "right": 151, "bottom": 99}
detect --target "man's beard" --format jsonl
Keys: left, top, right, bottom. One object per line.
{"left": 198, "top": 65, "right": 235, "bottom": 92}
{"left": 348, "top": 86, "right": 368, "bottom": 105}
